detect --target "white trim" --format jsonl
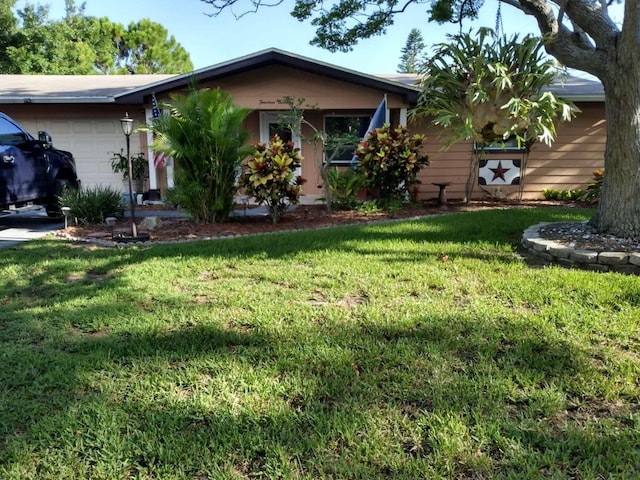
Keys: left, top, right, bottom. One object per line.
{"left": 259, "top": 111, "right": 302, "bottom": 176}
{"left": 166, "top": 159, "right": 175, "bottom": 189}
{"left": 384, "top": 93, "right": 390, "bottom": 124}
{"left": 399, "top": 108, "right": 407, "bottom": 127}
{"left": 259, "top": 111, "right": 301, "bottom": 144}
{"left": 144, "top": 108, "right": 158, "bottom": 190}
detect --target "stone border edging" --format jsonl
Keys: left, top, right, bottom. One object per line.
{"left": 522, "top": 222, "right": 640, "bottom": 274}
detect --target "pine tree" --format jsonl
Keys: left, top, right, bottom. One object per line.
{"left": 397, "top": 28, "right": 425, "bottom": 73}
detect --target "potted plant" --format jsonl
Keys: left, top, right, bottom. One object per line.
{"left": 110, "top": 149, "right": 148, "bottom": 194}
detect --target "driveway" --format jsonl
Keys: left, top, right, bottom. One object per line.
{"left": 0, "top": 208, "right": 63, "bottom": 249}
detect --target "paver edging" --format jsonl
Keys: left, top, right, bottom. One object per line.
{"left": 522, "top": 222, "right": 640, "bottom": 275}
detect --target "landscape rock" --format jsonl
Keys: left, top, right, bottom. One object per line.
{"left": 139, "top": 216, "right": 163, "bottom": 230}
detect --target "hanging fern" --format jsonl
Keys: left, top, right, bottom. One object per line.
{"left": 411, "top": 28, "right": 578, "bottom": 148}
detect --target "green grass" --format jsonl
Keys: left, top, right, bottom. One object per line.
{"left": 1, "top": 207, "right": 639, "bottom": 479}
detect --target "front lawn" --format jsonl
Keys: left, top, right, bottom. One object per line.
{"left": 1, "top": 207, "right": 638, "bottom": 479}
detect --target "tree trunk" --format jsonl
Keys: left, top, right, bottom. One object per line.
{"left": 463, "top": 153, "right": 479, "bottom": 204}
{"left": 590, "top": 68, "right": 640, "bottom": 238}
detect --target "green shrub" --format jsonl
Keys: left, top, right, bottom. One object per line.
{"left": 542, "top": 188, "right": 587, "bottom": 201}
{"left": 581, "top": 169, "right": 604, "bottom": 204}
{"left": 355, "top": 200, "right": 384, "bottom": 214}
{"left": 542, "top": 188, "right": 561, "bottom": 200}
{"left": 58, "top": 185, "right": 123, "bottom": 225}
{"left": 163, "top": 187, "right": 181, "bottom": 208}
{"left": 565, "top": 189, "right": 586, "bottom": 200}
{"left": 241, "top": 134, "right": 306, "bottom": 223}
{"left": 110, "top": 150, "right": 147, "bottom": 181}
{"left": 324, "top": 166, "right": 364, "bottom": 210}
{"left": 354, "top": 124, "right": 429, "bottom": 206}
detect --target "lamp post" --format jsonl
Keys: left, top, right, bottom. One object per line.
{"left": 119, "top": 113, "right": 137, "bottom": 238}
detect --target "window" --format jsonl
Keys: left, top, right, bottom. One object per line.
{"left": 0, "top": 117, "right": 28, "bottom": 145}
{"left": 324, "top": 115, "right": 370, "bottom": 165}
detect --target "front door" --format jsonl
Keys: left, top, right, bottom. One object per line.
{"left": 259, "top": 112, "right": 302, "bottom": 177}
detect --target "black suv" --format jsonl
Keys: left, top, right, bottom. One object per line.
{"left": 0, "top": 112, "right": 79, "bottom": 217}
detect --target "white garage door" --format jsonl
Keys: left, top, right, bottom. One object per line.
{"left": 18, "top": 111, "right": 145, "bottom": 192}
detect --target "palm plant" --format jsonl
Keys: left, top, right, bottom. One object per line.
{"left": 146, "top": 88, "right": 252, "bottom": 222}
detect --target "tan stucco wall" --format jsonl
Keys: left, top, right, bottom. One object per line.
{"left": 190, "top": 65, "right": 411, "bottom": 111}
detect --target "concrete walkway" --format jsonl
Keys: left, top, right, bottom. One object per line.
{"left": 0, "top": 208, "right": 63, "bottom": 249}
{"left": 0, "top": 204, "right": 284, "bottom": 249}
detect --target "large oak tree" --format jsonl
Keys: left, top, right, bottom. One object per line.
{"left": 203, "top": 0, "right": 638, "bottom": 238}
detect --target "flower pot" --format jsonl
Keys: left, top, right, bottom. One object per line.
{"left": 122, "top": 179, "right": 144, "bottom": 195}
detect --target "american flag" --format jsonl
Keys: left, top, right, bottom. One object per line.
{"left": 151, "top": 93, "right": 166, "bottom": 169}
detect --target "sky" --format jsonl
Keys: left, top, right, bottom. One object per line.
{"left": 14, "top": 0, "right": 623, "bottom": 76}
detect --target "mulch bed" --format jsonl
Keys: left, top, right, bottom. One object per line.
{"left": 59, "top": 200, "right": 585, "bottom": 244}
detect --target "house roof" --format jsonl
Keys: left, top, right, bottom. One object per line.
{"left": 0, "top": 74, "right": 175, "bottom": 104}
{"left": 0, "top": 49, "right": 605, "bottom": 105}
{"left": 114, "top": 48, "right": 422, "bottom": 104}
{"left": 376, "top": 72, "right": 604, "bottom": 102}
{"left": 545, "top": 75, "right": 604, "bottom": 101}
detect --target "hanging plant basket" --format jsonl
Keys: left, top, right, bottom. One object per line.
{"left": 413, "top": 28, "right": 577, "bottom": 149}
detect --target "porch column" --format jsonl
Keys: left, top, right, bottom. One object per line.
{"left": 399, "top": 108, "right": 407, "bottom": 127}
{"left": 144, "top": 108, "right": 159, "bottom": 190}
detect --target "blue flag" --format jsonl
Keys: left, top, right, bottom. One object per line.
{"left": 151, "top": 92, "right": 161, "bottom": 120}
{"left": 352, "top": 96, "right": 387, "bottom": 166}
{"left": 366, "top": 96, "right": 387, "bottom": 135}
{"left": 151, "top": 93, "right": 166, "bottom": 168}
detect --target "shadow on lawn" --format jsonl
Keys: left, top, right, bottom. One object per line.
{"left": 5, "top": 207, "right": 636, "bottom": 478}
{"left": 132, "top": 207, "right": 594, "bottom": 264}
{"left": 2, "top": 294, "right": 638, "bottom": 477}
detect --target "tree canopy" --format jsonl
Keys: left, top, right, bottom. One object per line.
{"left": 1, "top": 0, "right": 193, "bottom": 74}
{"left": 201, "top": 0, "right": 622, "bottom": 81}
{"left": 115, "top": 18, "right": 193, "bottom": 74}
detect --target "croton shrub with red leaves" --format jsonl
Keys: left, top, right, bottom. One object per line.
{"left": 354, "top": 124, "right": 430, "bottom": 204}
{"left": 241, "top": 134, "right": 306, "bottom": 223}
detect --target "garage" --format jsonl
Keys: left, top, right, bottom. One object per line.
{"left": 0, "top": 75, "right": 173, "bottom": 192}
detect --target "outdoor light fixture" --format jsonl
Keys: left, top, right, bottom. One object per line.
{"left": 104, "top": 216, "right": 116, "bottom": 239}
{"left": 61, "top": 206, "right": 71, "bottom": 229}
{"left": 120, "top": 113, "right": 134, "bottom": 136}
{"left": 119, "top": 113, "right": 138, "bottom": 238}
